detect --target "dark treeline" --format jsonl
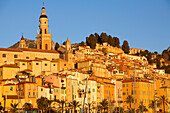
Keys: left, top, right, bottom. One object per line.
{"left": 86, "top": 32, "right": 130, "bottom": 53}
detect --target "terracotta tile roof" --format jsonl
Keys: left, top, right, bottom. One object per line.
{"left": 17, "top": 82, "right": 37, "bottom": 85}
{"left": 0, "top": 48, "right": 22, "bottom": 52}
{"left": 53, "top": 85, "right": 60, "bottom": 88}
{"left": 104, "top": 82, "right": 115, "bottom": 85}
{"left": 122, "top": 79, "right": 153, "bottom": 83}
{"left": 19, "top": 48, "right": 59, "bottom": 54}
{"left": 3, "top": 83, "right": 16, "bottom": 86}
{"left": 0, "top": 64, "right": 19, "bottom": 68}
{"left": 19, "top": 69, "right": 32, "bottom": 73}
{"left": 15, "top": 59, "right": 30, "bottom": 62}
{"left": 2, "top": 95, "right": 24, "bottom": 99}
{"left": 0, "top": 78, "right": 18, "bottom": 81}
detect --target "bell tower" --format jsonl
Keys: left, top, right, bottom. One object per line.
{"left": 36, "top": 4, "right": 52, "bottom": 50}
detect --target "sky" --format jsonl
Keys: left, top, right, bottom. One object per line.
{"left": 0, "top": 0, "right": 170, "bottom": 53}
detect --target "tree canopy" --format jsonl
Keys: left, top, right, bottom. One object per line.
{"left": 122, "top": 40, "right": 130, "bottom": 54}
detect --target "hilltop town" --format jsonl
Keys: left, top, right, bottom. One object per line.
{"left": 0, "top": 4, "right": 170, "bottom": 113}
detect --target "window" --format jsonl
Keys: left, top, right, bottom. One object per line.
{"left": 0, "top": 71, "right": 2, "bottom": 76}
{"left": 33, "top": 85, "right": 35, "bottom": 90}
{"left": 22, "top": 63, "right": 25, "bottom": 65}
{"left": 80, "top": 63, "right": 82, "bottom": 68}
{"left": 33, "top": 92, "right": 35, "bottom": 97}
{"left": 26, "top": 57, "right": 29, "bottom": 59}
{"left": 45, "top": 44, "right": 48, "bottom": 50}
{"left": 62, "top": 90, "right": 64, "bottom": 94}
{"left": 14, "top": 55, "right": 18, "bottom": 58}
{"left": 68, "top": 82, "right": 70, "bottom": 86}
{"left": 85, "top": 63, "right": 87, "bottom": 67}
{"left": 45, "top": 64, "right": 47, "bottom": 66}
{"left": 45, "top": 29, "right": 47, "bottom": 34}
{"left": 36, "top": 63, "right": 39, "bottom": 65}
{"left": 10, "top": 87, "right": 13, "bottom": 91}
{"left": 126, "top": 84, "right": 128, "bottom": 87}
{"left": 28, "top": 92, "right": 31, "bottom": 97}
{"left": 123, "top": 84, "right": 125, "bottom": 87}
{"left": 28, "top": 85, "right": 31, "bottom": 90}
{"left": 2, "top": 54, "right": 6, "bottom": 58}
{"left": 15, "top": 63, "right": 18, "bottom": 66}
{"left": 64, "top": 64, "right": 66, "bottom": 66}
{"left": 73, "top": 82, "right": 75, "bottom": 86}
{"left": 53, "top": 64, "right": 56, "bottom": 66}
{"left": 92, "top": 89, "right": 95, "bottom": 92}
{"left": 29, "top": 63, "right": 31, "bottom": 65}
{"left": 41, "top": 88, "right": 43, "bottom": 91}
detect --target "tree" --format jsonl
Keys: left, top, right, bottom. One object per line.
{"left": 162, "top": 50, "right": 169, "bottom": 61}
{"left": 63, "top": 41, "right": 66, "bottom": 45}
{"left": 113, "top": 107, "right": 124, "bottom": 113}
{"left": 113, "top": 37, "right": 120, "bottom": 48}
{"left": 149, "top": 100, "right": 160, "bottom": 113}
{"left": 10, "top": 103, "right": 18, "bottom": 113}
{"left": 23, "top": 103, "right": 33, "bottom": 113}
{"left": 122, "top": 40, "right": 130, "bottom": 54}
{"left": 79, "top": 41, "right": 86, "bottom": 46}
{"left": 55, "top": 99, "right": 66, "bottom": 113}
{"left": 97, "top": 105, "right": 102, "bottom": 113}
{"left": 0, "top": 102, "right": 3, "bottom": 113}
{"left": 55, "top": 42, "right": 60, "bottom": 50}
{"left": 94, "top": 33, "right": 101, "bottom": 44}
{"left": 47, "top": 100, "right": 54, "bottom": 113}
{"left": 86, "top": 34, "right": 97, "bottom": 49}
{"left": 159, "top": 95, "right": 169, "bottom": 113}
{"left": 100, "top": 99, "right": 108, "bottom": 113}
{"left": 125, "top": 95, "right": 134, "bottom": 113}
{"left": 100, "top": 32, "right": 108, "bottom": 43}
{"left": 70, "top": 100, "right": 81, "bottom": 113}
{"left": 108, "top": 35, "right": 115, "bottom": 47}
{"left": 36, "top": 97, "right": 49, "bottom": 113}
{"left": 136, "top": 102, "right": 148, "bottom": 113}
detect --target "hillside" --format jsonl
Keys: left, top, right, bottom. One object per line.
{"left": 9, "top": 38, "right": 55, "bottom": 50}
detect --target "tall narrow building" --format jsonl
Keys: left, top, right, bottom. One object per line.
{"left": 36, "top": 5, "right": 52, "bottom": 50}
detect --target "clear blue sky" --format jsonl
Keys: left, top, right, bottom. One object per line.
{"left": 0, "top": 0, "right": 170, "bottom": 53}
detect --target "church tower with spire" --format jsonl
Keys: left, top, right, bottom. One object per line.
{"left": 36, "top": 4, "right": 52, "bottom": 50}
{"left": 19, "top": 35, "right": 26, "bottom": 48}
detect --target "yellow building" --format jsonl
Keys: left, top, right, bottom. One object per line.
{"left": 0, "top": 64, "right": 19, "bottom": 80}
{"left": 122, "top": 79, "right": 154, "bottom": 112}
{"left": 18, "top": 82, "right": 37, "bottom": 108}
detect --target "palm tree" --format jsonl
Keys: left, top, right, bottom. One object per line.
{"left": 113, "top": 107, "right": 124, "bottom": 113}
{"left": 100, "top": 99, "right": 108, "bottom": 113}
{"left": 70, "top": 100, "right": 81, "bottom": 113}
{"left": 125, "top": 95, "right": 134, "bottom": 113}
{"left": 23, "top": 103, "right": 33, "bottom": 113}
{"left": 97, "top": 105, "right": 102, "bottom": 113}
{"left": 0, "top": 102, "right": 3, "bottom": 112}
{"left": 159, "top": 95, "right": 169, "bottom": 113}
{"left": 136, "top": 102, "right": 148, "bottom": 113}
{"left": 36, "top": 97, "right": 49, "bottom": 113}
{"left": 149, "top": 100, "right": 160, "bottom": 113}
{"left": 47, "top": 100, "right": 54, "bottom": 113}
{"left": 55, "top": 99, "right": 66, "bottom": 113}
{"left": 10, "top": 103, "right": 18, "bottom": 113}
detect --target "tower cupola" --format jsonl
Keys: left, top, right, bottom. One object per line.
{"left": 36, "top": 4, "right": 52, "bottom": 50}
